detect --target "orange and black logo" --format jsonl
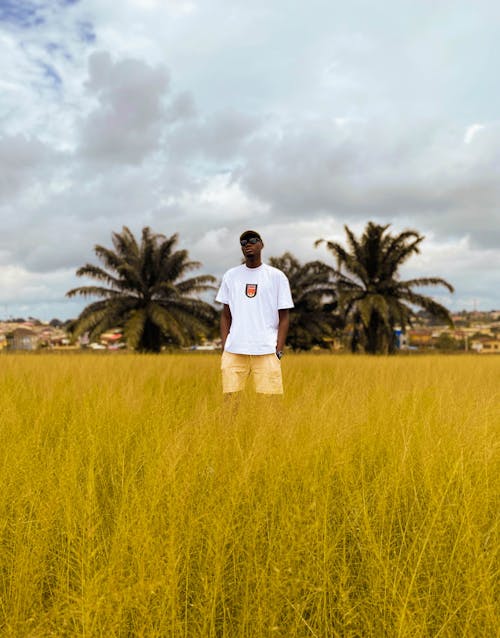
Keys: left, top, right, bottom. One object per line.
{"left": 245, "top": 284, "right": 258, "bottom": 298}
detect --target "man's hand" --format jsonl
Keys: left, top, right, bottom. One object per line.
{"left": 220, "top": 304, "right": 232, "bottom": 350}
{"left": 276, "top": 308, "right": 290, "bottom": 352}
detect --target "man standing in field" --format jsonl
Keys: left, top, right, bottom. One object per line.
{"left": 216, "top": 230, "right": 294, "bottom": 396}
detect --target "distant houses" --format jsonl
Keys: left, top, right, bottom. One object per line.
{"left": 0, "top": 309, "right": 499, "bottom": 353}
{"left": 11, "top": 327, "right": 39, "bottom": 351}
{"left": 0, "top": 322, "right": 73, "bottom": 351}
{"left": 0, "top": 321, "right": 126, "bottom": 352}
{"left": 405, "top": 323, "right": 500, "bottom": 352}
{"left": 470, "top": 337, "right": 500, "bottom": 354}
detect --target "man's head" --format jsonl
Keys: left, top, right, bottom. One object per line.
{"left": 240, "top": 230, "right": 262, "bottom": 244}
{"left": 240, "top": 230, "right": 263, "bottom": 266}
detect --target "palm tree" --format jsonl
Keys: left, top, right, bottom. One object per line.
{"left": 268, "top": 252, "right": 342, "bottom": 350}
{"left": 67, "top": 226, "right": 217, "bottom": 352}
{"left": 316, "top": 222, "right": 454, "bottom": 354}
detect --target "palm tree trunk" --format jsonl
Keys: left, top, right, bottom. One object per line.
{"left": 365, "top": 313, "right": 382, "bottom": 354}
{"left": 139, "top": 319, "right": 162, "bottom": 353}
{"left": 388, "top": 326, "right": 398, "bottom": 354}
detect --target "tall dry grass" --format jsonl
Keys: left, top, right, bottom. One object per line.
{"left": 0, "top": 353, "right": 498, "bottom": 637}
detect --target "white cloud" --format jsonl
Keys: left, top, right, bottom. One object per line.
{"left": 0, "top": 0, "right": 499, "bottom": 318}
{"left": 402, "top": 235, "right": 500, "bottom": 311}
{"left": 464, "top": 123, "right": 485, "bottom": 144}
{"left": 0, "top": 265, "right": 73, "bottom": 305}
{"left": 128, "top": 0, "right": 196, "bottom": 12}
{"left": 80, "top": 51, "right": 170, "bottom": 163}
{"left": 0, "top": 134, "right": 55, "bottom": 201}
{"left": 154, "top": 173, "right": 270, "bottom": 245}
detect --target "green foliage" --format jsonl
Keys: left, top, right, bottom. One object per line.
{"left": 435, "top": 333, "right": 462, "bottom": 351}
{"left": 269, "top": 252, "right": 342, "bottom": 350}
{"left": 67, "top": 227, "right": 217, "bottom": 352}
{"left": 316, "top": 222, "right": 455, "bottom": 354}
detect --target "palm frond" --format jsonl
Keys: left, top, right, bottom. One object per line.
{"left": 93, "top": 245, "right": 124, "bottom": 273}
{"left": 162, "top": 297, "right": 217, "bottom": 323}
{"left": 123, "top": 308, "right": 147, "bottom": 349}
{"left": 66, "top": 286, "right": 125, "bottom": 299}
{"left": 74, "top": 264, "right": 122, "bottom": 288}
{"left": 169, "top": 275, "right": 217, "bottom": 295}
{"left": 115, "top": 262, "right": 144, "bottom": 292}
{"left": 147, "top": 304, "right": 186, "bottom": 345}
{"left": 71, "top": 308, "right": 109, "bottom": 338}
{"left": 400, "top": 291, "right": 454, "bottom": 325}
{"left": 344, "top": 224, "right": 364, "bottom": 265}
{"left": 399, "top": 277, "right": 454, "bottom": 293}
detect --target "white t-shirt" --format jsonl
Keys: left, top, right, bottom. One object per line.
{"left": 216, "top": 263, "right": 294, "bottom": 355}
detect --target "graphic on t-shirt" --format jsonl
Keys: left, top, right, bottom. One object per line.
{"left": 245, "top": 283, "right": 258, "bottom": 298}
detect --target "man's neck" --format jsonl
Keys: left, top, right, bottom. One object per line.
{"left": 245, "top": 258, "right": 262, "bottom": 268}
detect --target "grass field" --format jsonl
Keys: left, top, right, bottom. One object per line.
{"left": 0, "top": 353, "right": 498, "bottom": 637}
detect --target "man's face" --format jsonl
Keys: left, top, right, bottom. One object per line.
{"left": 240, "top": 236, "right": 262, "bottom": 259}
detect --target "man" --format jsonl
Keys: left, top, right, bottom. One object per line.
{"left": 216, "top": 230, "right": 294, "bottom": 395}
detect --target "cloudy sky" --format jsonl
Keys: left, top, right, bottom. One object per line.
{"left": 1, "top": 0, "right": 499, "bottom": 320}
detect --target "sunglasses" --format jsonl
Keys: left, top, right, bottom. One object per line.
{"left": 240, "top": 237, "right": 260, "bottom": 246}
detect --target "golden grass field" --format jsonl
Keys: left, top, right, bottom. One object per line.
{"left": 0, "top": 353, "right": 498, "bottom": 637}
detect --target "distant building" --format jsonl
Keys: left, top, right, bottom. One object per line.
{"left": 100, "top": 329, "right": 124, "bottom": 349}
{"left": 470, "top": 337, "right": 500, "bottom": 354}
{"left": 11, "top": 327, "right": 38, "bottom": 351}
{"left": 394, "top": 328, "right": 408, "bottom": 349}
{"left": 408, "top": 329, "right": 433, "bottom": 347}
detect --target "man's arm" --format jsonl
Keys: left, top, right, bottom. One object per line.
{"left": 220, "top": 304, "right": 232, "bottom": 351}
{"left": 276, "top": 308, "right": 290, "bottom": 352}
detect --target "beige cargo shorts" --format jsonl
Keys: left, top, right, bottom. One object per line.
{"left": 221, "top": 351, "right": 283, "bottom": 394}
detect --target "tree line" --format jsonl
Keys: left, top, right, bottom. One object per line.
{"left": 66, "top": 222, "right": 454, "bottom": 354}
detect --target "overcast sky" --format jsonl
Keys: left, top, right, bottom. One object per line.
{"left": 1, "top": 0, "right": 499, "bottom": 320}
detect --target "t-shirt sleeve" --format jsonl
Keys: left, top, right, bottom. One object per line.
{"left": 215, "top": 275, "right": 230, "bottom": 305}
{"left": 277, "top": 272, "right": 294, "bottom": 309}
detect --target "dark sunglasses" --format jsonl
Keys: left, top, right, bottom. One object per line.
{"left": 240, "top": 237, "right": 260, "bottom": 246}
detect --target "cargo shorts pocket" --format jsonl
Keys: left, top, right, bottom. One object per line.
{"left": 221, "top": 352, "right": 250, "bottom": 393}
{"left": 253, "top": 354, "right": 283, "bottom": 394}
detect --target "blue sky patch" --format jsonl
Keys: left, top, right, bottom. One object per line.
{"left": 77, "top": 19, "right": 96, "bottom": 43}
{"left": 46, "top": 41, "right": 62, "bottom": 54}
{"left": 38, "top": 61, "right": 62, "bottom": 88}
{"left": 45, "top": 41, "right": 72, "bottom": 60}
{"left": 0, "top": 0, "right": 45, "bottom": 29}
